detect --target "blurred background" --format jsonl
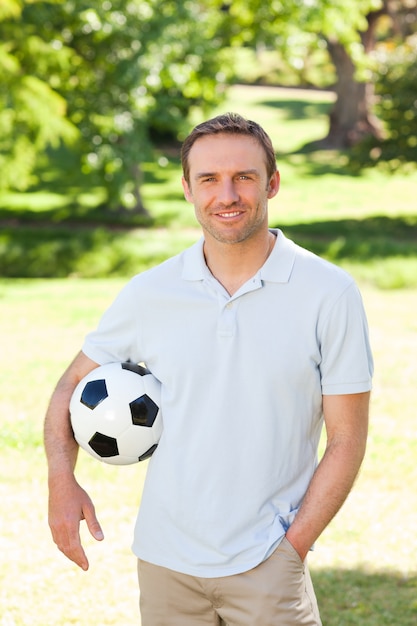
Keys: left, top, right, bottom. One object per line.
{"left": 1, "top": 1, "right": 416, "bottom": 624}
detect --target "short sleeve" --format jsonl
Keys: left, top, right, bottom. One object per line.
{"left": 319, "top": 282, "right": 373, "bottom": 395}
{"left": 82, "top": 279, "right": 141, "bottom": 365}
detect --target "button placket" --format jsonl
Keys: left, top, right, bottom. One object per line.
{"left": 218, "top": 299, "right": 236, "bottom": 337}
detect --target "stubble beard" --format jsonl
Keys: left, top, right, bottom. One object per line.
{"left": 197, "top": 202, "right": 268, "bottom": 246}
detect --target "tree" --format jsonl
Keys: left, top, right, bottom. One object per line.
{"left": 0, "top": 0, "right": 78, "bottom": 191}
{"left": 219, "top": 0, "right": 389, "bottom": 148}
{"left": 350, "top": 1, "right": 417, "bottom": 170}
{"left": 362, "top": 43, "right": 417, "bottom": 167}
{"left": 0, "top": 0, "right": 230, "bottom": 213}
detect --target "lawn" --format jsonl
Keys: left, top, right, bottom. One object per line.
{"left": 1, "top": 85, "right": 417, "bottom": 288}
{"left": 1, "top": 279, "right": 416, "bottom": 625}
{"left": 1, "top": 84, "right": 417, "bottom": 625}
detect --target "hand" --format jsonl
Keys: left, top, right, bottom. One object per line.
{"left": 48, "top": 476, "right": 104, "bottom": 571}
{"left": 284, "top": 530, "right": 309, "bottom": 563}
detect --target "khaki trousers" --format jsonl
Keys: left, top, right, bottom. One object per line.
{"left": 137, "top": 537, "right": 322, "bottom": 625}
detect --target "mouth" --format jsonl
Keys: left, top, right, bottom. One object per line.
{"left": 216, "top": 210, "right": 243, "bottom": 219}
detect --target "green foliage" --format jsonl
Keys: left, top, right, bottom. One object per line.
{"left": 0, "top": 1, "right": 78, "bottom": 190}
{"left": 227, "top": 0, "right": 383, "bottom": 42}
{"left": 350, "top": 39, "right": 417, "bottom": 171}
{"left": 1, "top": 83, "right": 416, "bottom": 288}
{"left": 220, "top": 0, "right": 383, "bottom": 78}
{"left": 0, "top": 0, "right": 230, "bottom": 209}
{"left": 0, "top": 0, "right": 23, "bottom": 20}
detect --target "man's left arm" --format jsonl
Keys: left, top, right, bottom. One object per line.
{"left": 286, "top": 391, "right": 370, "bottom": 561}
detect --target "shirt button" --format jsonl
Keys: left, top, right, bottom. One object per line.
{"left": 226, "top": 302, "right": 233, "bottom": 309}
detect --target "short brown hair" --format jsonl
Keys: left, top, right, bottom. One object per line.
{"left": 181, "top": 112, "right": 277, "bottom": 184}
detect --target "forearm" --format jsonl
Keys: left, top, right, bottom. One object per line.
{"left": 44, "top": 352, "right": 103, "bottom": 570}
{"left": 286, "top": 392, "right": 370, "bottom": 560}
{"left": 44, "top": 351, "right": 98, "bottom": 482}
{"left": 44, "top": 377, "right": 80, "bottom": 483}
{"left": 286, "top": 434, "right": 366, "bottom": 560}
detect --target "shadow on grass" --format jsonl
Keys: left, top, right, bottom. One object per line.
{"left": 312, "top": 568, "right": 417, "bottom": 626}
{"left": 1, "top": 214, "right": 416, "bottom": 279}
{"left": 258, "top": 97, "right": 333, "bottom": 121}
{"left": 0, "top": 142, "right": 183, "bottom": 227}
{"left": 0, "top": 227, "right": 158, "bottom": 278}
{"left": 278, "top": 215, "right": 417, "bottom": 262}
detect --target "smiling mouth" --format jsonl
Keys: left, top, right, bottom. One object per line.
{"left": 217, "top": 211, "right": 242, "bottom": 218}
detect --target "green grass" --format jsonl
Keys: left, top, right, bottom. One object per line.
{"left": 1, "top": 279, "right": 416, "bottom": 625}
{"left": 230, "top": 46, "right": 336, "bottom": 89}
{"left": 1, "top": 86, "right": 416, "bottom": 623}
{"left": 1, "top": 85, "right": 416, "bottom": 288}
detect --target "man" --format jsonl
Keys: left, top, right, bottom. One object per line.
{"left": 45, "top": 113, "right": 373, "bottom": 625}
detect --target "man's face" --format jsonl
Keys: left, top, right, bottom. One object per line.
{"left": 182, "top": 133, "right": 279, "bottom": 245}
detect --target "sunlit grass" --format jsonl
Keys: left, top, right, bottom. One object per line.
{"left": 1, "top": 279, "right": 416, "bottom": 625}
{"left": 1, "top": 77, "right": 416, "bottom": 626}
{"left": 1, "top": 84, "right": 416, "bottom": 287}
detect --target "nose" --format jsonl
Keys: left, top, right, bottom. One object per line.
{"left": 217, "top": 179, "right": 240, "bottom": 205}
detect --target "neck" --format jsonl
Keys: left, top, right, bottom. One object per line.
{"left": 203, "top": 230, "right": 276, "bottom": 296}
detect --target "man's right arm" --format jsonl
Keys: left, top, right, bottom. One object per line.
{"left": 44, "top": 351, "right": 104, "bottom": 571}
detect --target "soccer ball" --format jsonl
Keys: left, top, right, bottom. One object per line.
{"left": 70, "top": 361, "right": 162, "bottom": 465}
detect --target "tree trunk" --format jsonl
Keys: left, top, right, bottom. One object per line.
{"left": 323, "top": 41, "right": 383, "bottom": 148}
{"left": 130, "top": 162, "right": 150, "bottom": 217}
{"left": 111, "top": 162, "right": 151, "bottom": 218}
{"left": 321, "top": 7, "right": 387, "bottom": 149}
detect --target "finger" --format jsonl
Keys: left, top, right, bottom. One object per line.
{"left": 61, "top": 542, "right": 90, "bottom": 572}
{"left": 56, "top": 533, "right": 90, "bottom": 571}
{"left": 51, "top": 520, "right": 90, "bottom": 571}
{"left": 83, "top": 501, "right": 104, "bottom": 542}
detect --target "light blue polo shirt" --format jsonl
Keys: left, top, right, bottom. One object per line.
{"left": 82, "top": 229, "right": 373, "bottom": 577}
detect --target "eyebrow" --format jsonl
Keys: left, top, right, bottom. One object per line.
{"left": 194, "top": 169, "right": 261, "bottom": 181}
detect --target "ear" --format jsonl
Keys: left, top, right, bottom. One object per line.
{"left": 182, "top": 177, "right": 193, "bottom": 203}
{"left": 267, "top": 171, "right": 280, "bottom": 199}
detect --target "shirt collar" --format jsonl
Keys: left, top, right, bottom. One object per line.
{"left": 259, "top": 229, "right": 297, "bottom": 283}
{"left": 181, "top": 237, "right": 207, "bottom": 281}
{"left": 182, "top": 229, "right": 296, "bottom": 284}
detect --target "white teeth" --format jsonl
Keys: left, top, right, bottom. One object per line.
{"left": 219, "top": 211, "right": 240, "bottom": 218}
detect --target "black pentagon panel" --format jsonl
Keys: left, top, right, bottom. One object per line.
{"left": 80, "top": 379, "right": 108, "bottom": 410}
{"left": 121, "top": 362, "right": 150, "bottom": 376}
{"left": 139, "top": 444, "right": 158, "bottom": 462}
{"left": 89, "top": 432, "right": 119, "bottom": 458}
{"left": 130, "top": 394, "right": 159, "bottom": 427}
